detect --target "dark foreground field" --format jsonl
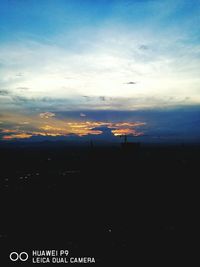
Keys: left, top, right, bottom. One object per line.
{"left": 0, "top": 142, "right": 199, "bottom": 265}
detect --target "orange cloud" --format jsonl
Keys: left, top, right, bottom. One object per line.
{"left": 0, "top": 112, "right": 146, "bottom": 140}
{"left": 40, "top": 123, "right": 103, "bottom": 136}
{"left": 109, "top": 122, "right": 146, "bottom": 136}
{"left": 109, "top": 122, "right": 146, "bottom": 128}
{"left": 40, "top": 125, "right": 64, "bottom": 131}
{"left": 111, "top": 128, "right": 144, "bottom": 136}
{"left": 3, "top": 133, "right": 33, "bottom": 140}
{"left": 2, "top": 129, "right": 18, "bottom": 133}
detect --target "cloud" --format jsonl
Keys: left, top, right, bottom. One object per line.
{"left": 15, "top": 73, "right": 24, "bottom": 77}
{"left": 139, "top": 45, "right": 148, "bottom": 50}
{"left": 111, "top": 128, "right": 143, "bottom": 137}
{"left": 1, "top": 106, "right": 200, "bottom": 142}
{"left": 108, "top": 122, "right": 145, "bottom": 137}
{"left": 99, "top": 96, "right": 106, "bottom": 101}
{"left": 39, "top": 112, "right": 56, "bottom": 119}
{"left": 0, "top": 35, "right": 198, "bottom": 113}
{"left": 19, "top": 121, "right": 30, "bottom": 125}
{"left": 11, "top": 95, "right": 33, "bottom": 103}
{"left": 124, "top": 82, "right": 137, "bottom": 85}
{"left": 16, "top": 87, "right": 29, "bottom": 90}
{"left": 3, "top": 133, "right": 33, "bottom": 140}
{"left": 0, "top": 90, "right": 9, "bottom": 95}
{"left": 82, "top": 96, "right": 91, "bottom": 101}
{"left": 1, "top": 90, "right": 197, "bottom": 113}
{"left": 0, "top": 110, "right": 146, "bottom": 140}
{"left": 0, "top": 0, "right": 200, "bottom": 116}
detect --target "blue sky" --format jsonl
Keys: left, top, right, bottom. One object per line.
{"left": 0, "top": 0, "right": 200, "bottom": 142}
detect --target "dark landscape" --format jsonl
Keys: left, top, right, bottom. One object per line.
{"left": 0, "top": 141, "right": 199, "bottom": 264}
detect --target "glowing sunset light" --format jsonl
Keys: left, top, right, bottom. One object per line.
{"left": 111, "top": 129, "right": 144, "bottom": 137}
{"left": 0, "top": 112, "right": 146, "bottom": 140}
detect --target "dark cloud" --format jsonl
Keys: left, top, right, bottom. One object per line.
{"left": 82, "top": 95, "right": 91, "bottom": 101}
{"left": 0, "top": 89, "right": 9, "bottom": 95}
{"left": 99, "top": 96, "right": 106, "bottom": 101}
{"left": 139, "top": 45, "right": 148, "bottom": 50}
{"left": 125, "top": 82, "right": 137, "bottom": 85}
{"left": 9, "top": 95, "right": 73, "bottom": 112}
{"left": 37, "top": 97, "right": 52, "bottom": 102}
{"left": 11, "top": 96, "right": 61, "bottom": 104}
{"left": 82, "top": 95, "right": 107, "bottom": 102}
{"left": 11, "top": 96, "right": 35, "bottom": 103}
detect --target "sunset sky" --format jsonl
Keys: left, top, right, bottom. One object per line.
{"left": 0, "top": 0, "right": 200, "bottom": 142}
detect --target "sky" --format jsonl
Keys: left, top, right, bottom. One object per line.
{"left": 0, "top": 0, "right": 200, "bottom": 142}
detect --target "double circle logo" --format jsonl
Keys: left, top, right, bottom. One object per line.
{"left": 9, "top": 252, "right": 28, "bottom": 262}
